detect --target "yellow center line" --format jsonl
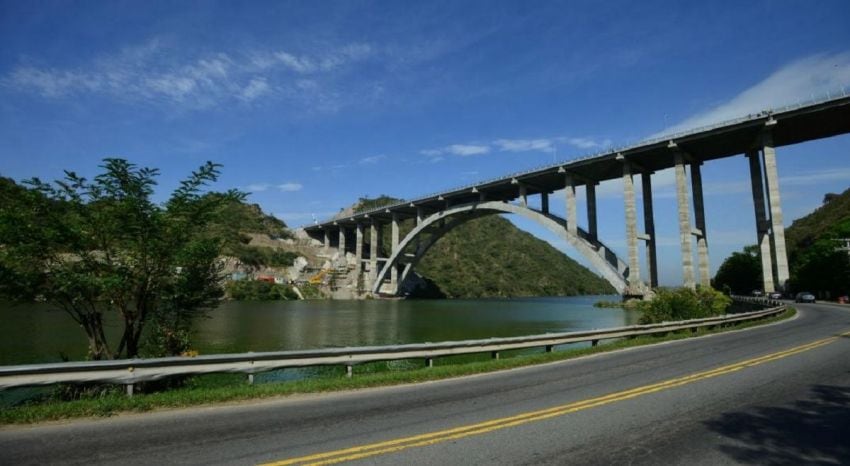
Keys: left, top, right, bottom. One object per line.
{"left": 261, "top": 332, "right": 848, "bottom": 466}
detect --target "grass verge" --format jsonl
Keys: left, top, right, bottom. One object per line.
{"left": 1, "top": 308, "right": 795, "bottom": 426}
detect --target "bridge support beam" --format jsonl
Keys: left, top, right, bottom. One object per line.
{"left": 641, "top": 173, "right": 658, "bottom": 288}
{"left": 564, "top": 174, "right": 577, "bottom": 236}
{"left": 338, "top": 227, "right": 347, "bottom": 261}
{"left": 622, "top": 161, "right": 642, "bottom": 291}
{"left": 762, "top": 132, "right": 790, "bottom": 291}
{"left": 691, "top": 162, "right": 710, "bottom": 287}
{"left": 747, "top": 150, "right": 775, "bottom": 292}
{"left": 586, "top": 183, "right": 598, "bottom": 242}
{"left": 519, "top": 184, "right": 528, "bottom": 207}
{"left": 323, "top": 230, "right": 330, "bottom": 254}
{"left": 674, "top": 152, "right": 696, "bottom": 289}
{"left": 541, "top": 192, "right": 549, "bottom": 215}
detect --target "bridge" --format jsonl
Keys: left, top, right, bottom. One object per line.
{"left": 304, "top": 93, "right": 850, "bottom": 297}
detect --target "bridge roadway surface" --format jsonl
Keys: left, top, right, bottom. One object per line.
{"left": 2, "top": 302, "right": 849, "bottom": 465}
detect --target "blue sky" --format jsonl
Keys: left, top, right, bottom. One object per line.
{"left": 1, "top": 0, "right": 849, "bottom": 286}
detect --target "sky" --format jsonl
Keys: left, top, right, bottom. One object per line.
{"left": 1, "top": 0, "right": 849, "bottom": 286}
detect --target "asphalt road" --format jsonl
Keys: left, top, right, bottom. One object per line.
{"left": 2, "top": 302, "right": 849, "bottom": 465}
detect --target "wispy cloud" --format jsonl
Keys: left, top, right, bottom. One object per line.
{"left": 245, "top": 183, "right": 272, "bottom": 192}
{"left": 1, "top": 39, "right": 375, "bottom": 111}
{"left": 657, "top": 52, "right": 850, "bottom": 136}
{"left": 494, "top": 138, "right": 554, "bottom": 153}
{"left": 447, "top": 144, "right": 490, "bottom": 156}
{"left": 278, "top": 182, "right": 303, "bottom": 192}
{"left": 358, "top": 154, "right": 387, "bottom": 164}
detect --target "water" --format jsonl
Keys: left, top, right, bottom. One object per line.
{"left": 0, "top": 296, "right": 638, "bottom": 365}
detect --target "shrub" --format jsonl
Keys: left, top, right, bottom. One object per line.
{"left": 637, "top": 287, "right": 731, "bottom": 324}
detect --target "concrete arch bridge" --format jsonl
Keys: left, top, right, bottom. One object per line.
{"left": 305, "top": 94, "right": 850, "bottom": 297}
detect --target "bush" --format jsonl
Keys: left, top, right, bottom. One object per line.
{"left": 637, "top": 287, "right": 731, "bottom": 324}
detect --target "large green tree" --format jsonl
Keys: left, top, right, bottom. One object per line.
{"left": 0, "top": 159, "right": 243, "bottom": 359}
{"left": 712, "top": 245, "right": 762, "bottom": 295}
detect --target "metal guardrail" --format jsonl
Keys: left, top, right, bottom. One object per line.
{"left": 0, "top": 303, "right": 786, "bottom": 395}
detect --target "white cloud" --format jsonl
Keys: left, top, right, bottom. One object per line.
{"left": 494, "top": 138, "right": 554, "bottom": 153}
{"left": 240, "top": 77, "right": 270, "bottom": 101}
{"left": 278, "top": 182, "right": 303, "bottom": 192}
{"left": 779, "top": 167, "right": 850, "bottom": 186}
{"left": 447, "top": 144, "right": 490, "bottom": 156}
{"left": 564, "top": 137, "right": 611, "bottom": 150}
{"left": 658, "top": 52, "right": 850, "bottom": 136}
{"left": 2, "top": 40, "right": 375, "bottom": 111}
{"left": 245, "top": 183, "right": 271, "bottom": 192}
{"left": 359, "top": 155, "right": 386, "bottom": 164}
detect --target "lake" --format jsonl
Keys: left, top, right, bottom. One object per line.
{"left": 0, "top": 295, "right": 638, "bottom": 365}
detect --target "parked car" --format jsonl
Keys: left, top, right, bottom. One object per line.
{"left": 768, "top": 292, "right": 783, "bottom": 300}
{"left": 795, "top": 292, "right": 816, "bottom": 303}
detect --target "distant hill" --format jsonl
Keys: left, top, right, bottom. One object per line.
{"left": 785, "top": 187, "right": 850, "bottom": 258}
{"left": 352, "top": 197, "right": 615, "bottom": 298}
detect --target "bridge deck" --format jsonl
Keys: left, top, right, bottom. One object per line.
{"left": 305, "top": 94, "right": 850, "bottom": 227}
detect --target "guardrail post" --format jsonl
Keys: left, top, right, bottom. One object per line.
{"left": 248, "top": 374, "right": 255, "bottom": 385}
{"left": 346, "top": 364, "right": 353, "bottom": 378}
{"left": 545, "top": 345, "right": 553, "bottom": 353}
{"left": 126, "top": 383, "right": 134, "bottom": 397}
{"left": 426, "top": 358, "right": 433, "bottom": 368}
{"left": 491, "top": 351, "right": 499, "bottom": 360}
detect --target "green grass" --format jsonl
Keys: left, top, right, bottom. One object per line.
{"left": 0, "top": 308, "right": 795, "bottom": 425}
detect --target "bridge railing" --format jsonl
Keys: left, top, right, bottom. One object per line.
{"left": 0, "top": 303, "right": 786, "bottom": 395}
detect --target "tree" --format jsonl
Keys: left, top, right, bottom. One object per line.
{"left": 712, "top": 245, "right": 762, "bottom": 295}
{"left": 0, "top": 159, "right": 244, "bottom": 359}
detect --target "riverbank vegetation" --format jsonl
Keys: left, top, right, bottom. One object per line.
{"left": 0, "top": 307, "right": 794, "bottom": 425}
{"left": 0, "top": 160, "right": 244, "bottom": 359}
{"left": 636, "top": 287, "right": 732, "bottom": 324}
{"left": 224, "top": 280, "right": 299, "bottom": 300}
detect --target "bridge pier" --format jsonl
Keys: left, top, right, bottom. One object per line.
{"left": 390, "top": 213, "right": 400, "bottom": 292}
{"left": 369, "top": 221, "right": 379, "bottom": 285}
{"left": 641, "top": 173, "right": 658, "bottom": 288}
{"left": 355, "top": 223, "right": 364, "bottom": 273}
{"left": 564, "top": 174, "right": 577, "bottom": 236}
{"left": 586, "top": 182, "right": 598, "bottom": 242}
{"left": 690, "top": 162, "right": 710, "bottom": 287}
{"left": 674, "top": 151, "right": 696, "bottom": 289}
{"left": 622, "top": 161, "right": 642, "bottom": 292}
{"left": 747, "top": 150, "right": 775, "bottom": 292}
{"left": 541, "top": 191, "right": 549, "bottom": 214}
{"left": 762, "top": 131, "right": 790, "bottom": 290}
{"left": 338, "top": 226, "right": 347, "bottom": 263}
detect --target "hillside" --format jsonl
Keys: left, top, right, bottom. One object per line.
{"left": 784, "top": 187, "right": 850, "bottom": 297}
{"left": 785, "top": 187, "right": 850, "bottom": 257}
{"left": 352, "top": 197, "right": 615, "bottom": 298}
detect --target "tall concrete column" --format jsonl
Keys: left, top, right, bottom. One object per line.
{"left": 416, "top": 207, "right": 424, "bottom": 225}
{"left": 519, "top": 184, "right": 528, "bottom": 207}
{"left": 541, "top": 192, "right": 549, "bottom": 214}
{"left": 747, "top": 151, "right": 774, "bottom": 292}
{"left": 338, "top": 226, "right": 347, "bottom": 264}
{"left": 762, "top": 133, "right": 790, "bottom": 290}
{"left": 323, "top": 230, "right": 330, "bottom": 253}
{"left": 390, "top": 214, "right": 400, "bottom": 290}
{"left": 369, "top": 221, "right": 378, "bottom": 282}
{"left": 564, "top": 174, "right": 577, "bottom": 236}
{"left": 586, "top": 183, "right": 598, "bottom": 242}
{"left": 690, "top": 162, "right": 710, "bottom": 287}
{"left": 641, "top": 173, "right": 658, "bottom": 288}
{"left": 674, "top": 152, "right": 695, "bottom": 289}
{"left": 355, "top": 223, "right": 364, "bottom": 272}
{"left": 622, "top": 162, "right": 641, "bottom": 289}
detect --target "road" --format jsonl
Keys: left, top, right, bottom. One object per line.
{"left": 2, "top": 302, "right": 849, "bottom": 465}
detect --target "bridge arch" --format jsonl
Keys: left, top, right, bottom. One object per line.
{"left": 371, "top": 200, "right": 631, "bottom": 296}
